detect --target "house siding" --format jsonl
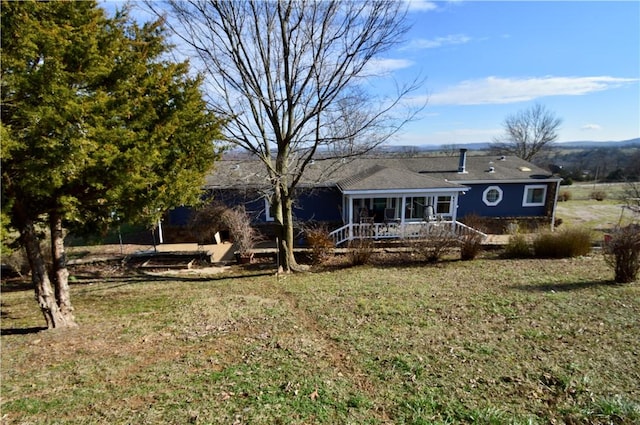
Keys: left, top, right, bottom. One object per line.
{"left": 203, "top": 187, "right": 343, "bottom": 224}
{"left": 458, "top": 182, "right": 550, "bottom": 218}
{"left": 293, "top": 187, "right": 344, "bottom": 222}
{"left": 167, "top": 205, "right": 193, "bottom": 226}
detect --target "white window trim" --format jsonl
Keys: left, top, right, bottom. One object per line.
{"left": 522, "top": 184, "right": 547, "bottom": 207}
{"left": 264, "top": 198, "right": 275, "bottom": 222}
{"left": 482, "top": 186, "right": 503, "bottom": 206}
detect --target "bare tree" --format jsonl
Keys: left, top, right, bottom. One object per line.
{"left": 490, "top": 104, "right": 562, "bottom": 161}
{"left": 621, "top": 181, "right": 640, "bottom": 212}
{"left": 150, "top": 0, "right": 422, "bottom": 271}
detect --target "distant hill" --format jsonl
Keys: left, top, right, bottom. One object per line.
{"left": 553, "top": 138, "right": 640, "bottom": 149}
{"left": 379, "top": 138, "right": 640, "bottom": 153}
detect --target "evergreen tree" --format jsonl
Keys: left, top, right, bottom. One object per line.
{"left": 1, "top": 1, "right": 223, "bottom": 328}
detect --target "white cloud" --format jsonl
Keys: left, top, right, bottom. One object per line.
{"left": 581, "top": 124, "right": 602, "bottom": 131}
{"left": 428, "top": 76, "right": 639, "bottom": 106}
{"left": 365, "top": 58, "right": 414, "bottom": 74}
{"left": 405, "top": 34, "right": 471, "bottom": 50}
{"left": 405, "top": 0, "right": 439, "bottom": 12}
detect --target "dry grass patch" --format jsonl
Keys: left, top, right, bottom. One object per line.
{"left": 2, "top": 256, "right": 639, "bottom": 424}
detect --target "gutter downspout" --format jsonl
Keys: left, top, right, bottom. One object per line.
{"left": 551, "top": 179, "right": 561, "bottom": 231}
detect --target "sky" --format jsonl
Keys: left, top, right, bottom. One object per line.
{"left": 104, "top": 1, "right": 639, "bottom": 147}
{"left": 384, "top": 1, "right": 640, "bottom": 146}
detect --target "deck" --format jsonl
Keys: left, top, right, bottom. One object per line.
{"left": 328, "top": 220, "right": 487, "bottom": 246}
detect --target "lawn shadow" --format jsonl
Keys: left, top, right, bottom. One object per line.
{"left": 1, "top": 326, "right": 48, "bottom": 336}
{"left": 0, "top": 279, "right": 35, "bottom": 293}
{"left": 71, "top": 267, "right": 277, "bottom": 294}
{"left": 510, "top": 279, "right": 623, "bottom": 293}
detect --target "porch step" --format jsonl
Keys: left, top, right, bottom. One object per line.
{"left": 481, "top": 234, "right": 511, "bottom": 246}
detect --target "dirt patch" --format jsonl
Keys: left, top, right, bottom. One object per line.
{"left": 143, "top": 266, "right": 231, "bottom": 277}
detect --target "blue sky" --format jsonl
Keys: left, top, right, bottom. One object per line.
{"left": 384, "top": 1, "right": 640, "bottom": 145}
{"left": 105, "top": 1, "right": 639, "bottom": 147}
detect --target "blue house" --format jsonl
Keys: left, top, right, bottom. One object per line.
{"left": 188, "top": 149, "right": 562, "bottom": 244}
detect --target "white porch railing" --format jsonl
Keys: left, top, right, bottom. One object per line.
{"left": 328, "top": 220, "right": 487, "bottom": 246}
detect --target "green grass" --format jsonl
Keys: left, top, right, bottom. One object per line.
{"left": 559, "top": 182, "right": 629, "bottom": 201}
{"left": 2, "top": 256, "right": 639, "bottom": 424}
{"left": 554, "top": 183, "right": 638, "bottom": 245}
{"left": 555, "top": 195, "right": 630, "bottom": 242}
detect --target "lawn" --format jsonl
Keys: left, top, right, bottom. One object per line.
{"left": 555, "top": 182, "right": 638, "bottom": 240}
{"left": 559, "top": 182, "right": 629, "bottom": 201}
{"left": 2, "top": 254, "right": 639, "bottom": 424}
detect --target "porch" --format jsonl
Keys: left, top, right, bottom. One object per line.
{"left": 330, "top": 182, "right": 479, "bottom": 245}
{"left": 328, "top": 219, "right": 487, "bottom": 246}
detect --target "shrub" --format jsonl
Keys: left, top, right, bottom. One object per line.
{"left": 2, "top": 247, "right": 31, "bottom": 276}
{"left": 603, "top": 224, "right": 640, "bottom": 283}
{"left": 459, "top": 214, "right": 488, "bottom": 261}
{"left": 561, "top": 176, "right": 574, "bottom": 186}
{"left": 304, "top": 223, "right": 334, "bottom": 265}
{"left": 591, "top": 190, "right": 606, "bottom": 201}
{"left": 412, "top": 225, "right": 459, "bottom": 263}
{"left": 2, "top": 226, "right": 52, "bottom": 276}
{"left": 533, "top": 228, "right": 592, "bottom": 258}
{"left": 503, "top": 234, "right": 531, "bottom": 258}
{"left": 558, "top": 191, "right": 572, "bottom": 202}
{"left": 347, "top": 237, "right": 374, "bottom": 266}
{"left": 460, "top": 232, "right": 484, "bottom": 261}
{"left": 188, "top": 202, "right": 228, "bottom": 244}
{"left": 221, "top": 205, "right": 261, "bottom": 258}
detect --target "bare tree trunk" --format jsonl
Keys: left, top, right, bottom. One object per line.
{"left": 50, "top": 211, "right": 77, "bottom": 326}
{"left": 273, "top": 180, "right": 300, "bottom": 273}
{"left": 20, "top": 219, "right": 69, "bottom": 329}
{"left": 282, "top": 194, "right": 307, "bottom": 272}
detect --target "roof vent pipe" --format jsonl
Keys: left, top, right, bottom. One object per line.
{"left": 458, "top": 148, "right": 468, "bottom": 173}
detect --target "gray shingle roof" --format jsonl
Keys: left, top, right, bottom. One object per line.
{"left": 204, "top": 153, "right": 559, "bottom": 190}
{"left": 337, "top": 164, "right": 464, "bottom": 191}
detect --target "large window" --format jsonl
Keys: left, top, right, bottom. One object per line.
{"left": 405, "top": 196, "right": 427, "bottom": 220}
{"left": 436, "top": 196, "right": 452, "bottom": 214}
{"left": 482, "top": 186, "right": 503, "bottom": 206}
{"left": 353, "top": 197, "right": 398, "bottom": 222}
{"left": 522, "top": 185, "right": 547, "bottom": 207}
{"left": 405, "top": 195, "right": 451, "bottom": 220}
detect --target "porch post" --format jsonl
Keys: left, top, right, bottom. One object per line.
{"left": 347, "top": 195, "right": 353, "bottom": 241}
{"left": 400, "top": 196, "right": 407, "bottom": 238}
{"left": 451, "top": 193, "right": 458, "bottom": 231}
{"left": 551, "top": 180, "right": 560, "bottom": 231}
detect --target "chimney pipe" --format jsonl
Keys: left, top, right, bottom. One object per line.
{"left": 458, "top": 148, "right": 468, "bottom": 173}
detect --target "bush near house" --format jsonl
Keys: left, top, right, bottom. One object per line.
{"left": 304, "top": 224, "right": 335, "bottom": 265}
{"left": 459, "top": 214, "right": 489, "bottom": 261}
{"left": 533, "top": 228, "right": 593, "bottom": 258}
{"left": 503, "top": 234, "right": 532, "bottom": 258}
{"left": 347, "top": 237, "right": 374, "bottom": 266}
{"left": 412, "top": 226, "right": 459, "bottom": 263}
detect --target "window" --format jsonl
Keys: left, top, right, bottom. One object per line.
{"left": 405, "top": 196, "right": 427, "bottom": 220}
{"left": 482, "top": 186, "right": 503, "bottom": 206}
{"left": 436, "top": 196, "right": 452, "bottom": 214}
{"left": 522, "top": 185, "right": 547, "bottom": 207}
